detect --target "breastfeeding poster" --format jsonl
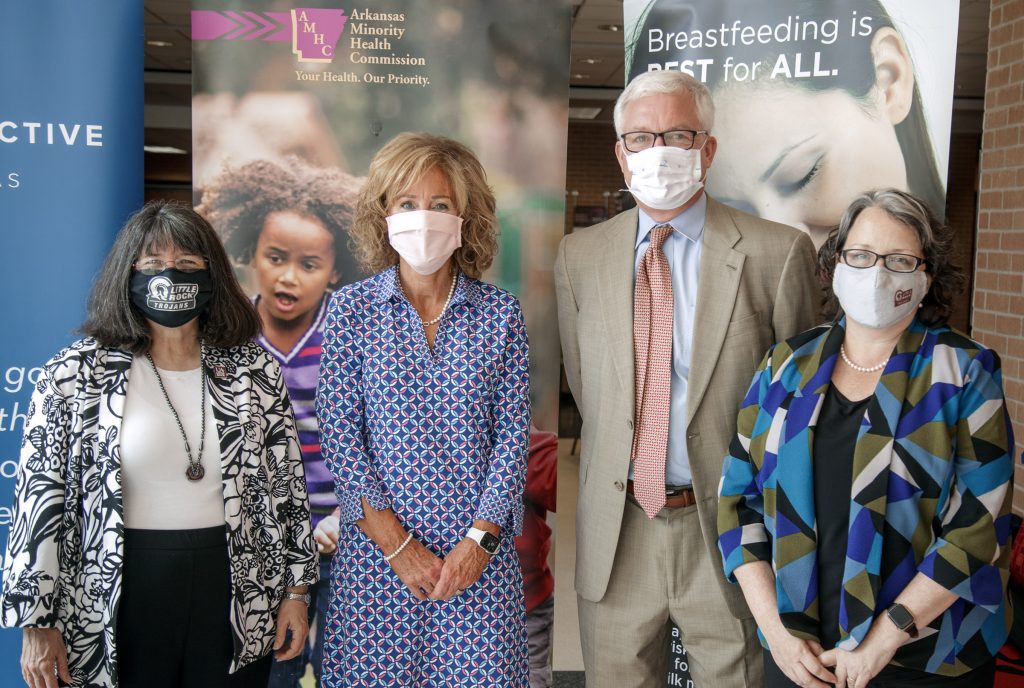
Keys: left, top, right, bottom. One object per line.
{"left": 624, "top": 0, "right": 959, "bottom": 248}
{"left": 190, "top": 0, "right": 572, "bottom": 426}
{"left": 623, "top": 1, "right": 960, "bottom": 684}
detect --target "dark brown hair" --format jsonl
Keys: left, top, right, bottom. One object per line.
{"left": 81, "top": 200, "right": 261, "bottom": 353}
{"left": 817, "top": 188, "right": 965, "bottom": 327}
{"left": 196, "top": 157, "right": 362, "bottom": 283}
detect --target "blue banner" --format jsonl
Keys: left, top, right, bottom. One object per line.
{"left": 0, "top": 0, "right": 143, "bottom": 671}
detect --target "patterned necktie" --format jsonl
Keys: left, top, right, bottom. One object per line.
{"left": 631, "top": 224, "right": 674, "bottom": 518}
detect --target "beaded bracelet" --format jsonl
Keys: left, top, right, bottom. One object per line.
{"left": 382, "top": 532, "right": 414, "bottom": 562}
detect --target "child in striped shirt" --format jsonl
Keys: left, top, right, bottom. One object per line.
{"left": 199, "top": 158, "right": 361, "bottom": 688}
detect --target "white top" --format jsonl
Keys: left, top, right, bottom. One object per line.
{"left": 120, "top": 356, "right": 225, "bottom": 529}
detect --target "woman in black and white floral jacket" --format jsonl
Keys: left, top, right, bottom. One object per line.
{"left": 1, "top": 201, "right": 319, "bottom": 688}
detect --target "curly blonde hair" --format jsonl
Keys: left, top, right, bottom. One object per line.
{"left": 350, "top": 132, "right": 498, "bottom": 278}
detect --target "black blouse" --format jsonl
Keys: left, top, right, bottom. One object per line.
{"left": 813, "top": 383, "right": 870, "bottom": 649}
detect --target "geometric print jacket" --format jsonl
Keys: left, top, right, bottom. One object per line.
{"left": 0, "top": 339, "right": 319, "bottom": 687}
{"left": 718, "top": 318, "right": 1014, "bottom": 676}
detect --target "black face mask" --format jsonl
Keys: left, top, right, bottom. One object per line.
{"left": 130, "top": 269, "right": 213, "bottom": 328}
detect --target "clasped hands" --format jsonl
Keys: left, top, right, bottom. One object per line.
{"left": 766, "top": 626, "right": 900, "bottom": 688}
{"left": 386, "top": 523, "right": 495, "bottom": 602}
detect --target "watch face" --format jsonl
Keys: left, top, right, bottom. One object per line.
{"left": 888, "top": 604, "right": 913, "bottom": 630}
{"left": 480, "top": 532, "right": 500, "bottom": 554}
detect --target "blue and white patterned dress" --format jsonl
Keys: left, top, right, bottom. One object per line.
{"left": 317, "top": 266, "right": 530, "bottom": 687}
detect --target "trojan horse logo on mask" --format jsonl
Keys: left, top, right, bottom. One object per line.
{"left": 130, "top": 269, "right": 212, "bottom": 328}
{"left": 146, "top": 276, "right": 199, "bottom": 312}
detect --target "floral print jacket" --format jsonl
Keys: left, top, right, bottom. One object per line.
{"left": 0, "top": 339, "right": 318, "bottom": 687}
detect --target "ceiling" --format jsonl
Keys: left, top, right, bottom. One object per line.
{"left": 142, "top": 0, "right": 992, "bottom": 184}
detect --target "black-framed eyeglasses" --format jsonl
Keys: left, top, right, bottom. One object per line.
{"left": 133, "top": 257, "right": 207, "bottom": 276}
{"left": 839, "top": 249, "right": 924, "bottom": 273}
{"left": 619, "top": 129, "right": 709, "bottom": 153}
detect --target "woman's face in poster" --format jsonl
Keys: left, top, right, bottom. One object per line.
{"left": 706, "top": 80, "right": 908, "bottom": 248}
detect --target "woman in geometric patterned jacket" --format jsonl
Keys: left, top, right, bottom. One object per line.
{"left": 1, "top": 202, "right": 319, "bottom": 688}
{"left": 719, "top": 189, "right": 1014, "bottom": 688}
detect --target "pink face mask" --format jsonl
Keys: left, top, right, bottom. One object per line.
{"left": 386, "top": 210, "right": 463, "bottom": 275}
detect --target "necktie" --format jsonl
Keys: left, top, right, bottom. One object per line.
{"left": 631, "top": 225, "right": 674, "bottom": 518}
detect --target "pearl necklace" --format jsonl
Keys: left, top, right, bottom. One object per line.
{"left": 840, "top": 345, "right": 888, "bottom": 373}
{"left": 399, "top": 268, "right": 458, "bottom": 327}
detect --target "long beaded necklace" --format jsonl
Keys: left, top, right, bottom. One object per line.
{"left": 146, "top": 352, "right": 207, "bottom": 481}
{"left": 840, "top": 345, "right": 888, "bottom": 373}
{"left": 398, "top": 267, "right": 458, "bottom": 327}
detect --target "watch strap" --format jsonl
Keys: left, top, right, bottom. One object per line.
{"left": 466, "top": 526, "right": 499, "bottom": 554}
{"left": 283, "top": 591, "right": 311, "bottom": 605}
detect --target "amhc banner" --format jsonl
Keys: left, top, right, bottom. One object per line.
{"left": 191, "top": 0, "right": 571, "bottom": 426}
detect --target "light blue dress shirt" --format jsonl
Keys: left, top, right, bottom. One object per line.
{"left": 631, "top": 193, "right": 706, "bottom": 486}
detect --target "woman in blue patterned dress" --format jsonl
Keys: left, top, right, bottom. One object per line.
{"left": 316, "top": 132, "right": 530, "bottom": 686}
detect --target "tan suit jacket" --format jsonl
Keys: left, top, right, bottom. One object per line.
{"left": 555, "top": 196, "right": 820, "bottom": 617}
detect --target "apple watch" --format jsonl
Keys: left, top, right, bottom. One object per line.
{"left": 886, "top": 603, "right": 918, "bottom": 637}
{"left": 466, "top": 526, "right": 500, "bottom": 555}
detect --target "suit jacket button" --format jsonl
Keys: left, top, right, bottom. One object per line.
{"left": 614, "top": 480, "right": 625, "bottom": 491}
{"left": 687, "top": 432, "right": 699, "bottom": 440}
{"left": 626, "top": 419, "right": 634, "bottom": 429}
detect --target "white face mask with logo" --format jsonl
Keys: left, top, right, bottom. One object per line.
{"left": 832, "top": 263, "right": 928, "bottom": 329}
{"left": 386, "top": 209, "right": 463, "bottom": 275}
{"left": 624, "top": 145, "right": 703, "bottom": 210}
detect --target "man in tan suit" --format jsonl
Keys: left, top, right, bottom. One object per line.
{"left": 555, "top": 70, "right": 820, "bottom": 687}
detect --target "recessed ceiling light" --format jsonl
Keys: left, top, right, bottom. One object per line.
{"left": 568, "top": 106, "right": 603, "bottom": 120}
{"left": 578, "top": 58, "right": 603, "bottom": 64}
{"left": 598, "top": 24, "right": 622, "bottom": 32}
{"left": 144, "top": 145, "right": 188, "bottom": 155}
{"left": 572, "top": 73, "right": 588, "bottom": 79}
{"left": 147, "top": 40, "right": 174, "bottom": 48}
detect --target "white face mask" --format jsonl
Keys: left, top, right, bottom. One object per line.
{"left": 832, "top": 263, "right": 928, "bottom": 329}
{"left": 624, "top": 145, "right": 703, "bottom": 210}
{"left": 386, "top": 210, "right": 463, "bottom": 275}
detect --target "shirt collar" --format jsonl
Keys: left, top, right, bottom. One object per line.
{"left": 634, "top": 192, "right": 707, "bottom": 249}
{"left": 372, "top": 265, "right": 480, "bottom": 307}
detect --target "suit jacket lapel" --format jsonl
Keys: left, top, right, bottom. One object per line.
{"left": 597, "top": 208, "right": 641, "bottom": 399}
{"left": 687, "top": 197, "right": 745, "bottom": 424}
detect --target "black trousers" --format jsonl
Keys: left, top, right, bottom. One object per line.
{"left": 764, "top": 647, "right": 996, "bottom": 688}
{"left": 116, "top": 526, "right": 271, "bottom": 688}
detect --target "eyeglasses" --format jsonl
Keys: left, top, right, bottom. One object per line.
{"left": 134, "top": 257, "right": 207, "bottom": 275}
{"left": 839, "top": 249, "right": 924, "bottom": 273}
{"left": 619, "top": 129, "right": 709, "bottom": 153}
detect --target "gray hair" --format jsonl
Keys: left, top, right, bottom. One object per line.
{"left": 613, "top": 70, "right": 715, "bottom": 135}
{"left": 816, "top": 188, "right": 964, "bottom": 327}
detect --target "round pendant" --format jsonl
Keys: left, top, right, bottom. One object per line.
{"left": 186, "top": 463, "right": 205, "bottom": 481}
